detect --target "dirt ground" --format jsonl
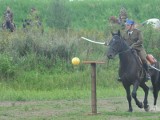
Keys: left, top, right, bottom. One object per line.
{"left": 0, "top": 95, "right": 160, "bottom": 120}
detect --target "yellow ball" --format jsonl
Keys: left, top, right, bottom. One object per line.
{"left": 72, "top": 57, "right": 80, "bottom": 65}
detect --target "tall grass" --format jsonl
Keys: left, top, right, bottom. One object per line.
{"left": 0, "top": 0, "right": 160, "bottom": 29}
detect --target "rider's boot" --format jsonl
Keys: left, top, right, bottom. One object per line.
{"left": 143, "top": 63, "right": 151, "bottom": 82}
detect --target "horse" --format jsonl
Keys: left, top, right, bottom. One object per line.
{"left": 2, "top": 13, "right": 15, "bottom": 32}
{"left": 109, "top": 16, "right": 120, "bottom": 24}
{"left": 107, "top": 30, "right": 160, "bottom": 112}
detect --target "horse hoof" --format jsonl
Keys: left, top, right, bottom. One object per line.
{"left": 138, "top": 102, "right": 144, "bottom": 108}
{"left": 128, "top": 109, "right": 133, "bottom": 112}
{"left": 144, "top": 105, "right": 150, "bottom": 112}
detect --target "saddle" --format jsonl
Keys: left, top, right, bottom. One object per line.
{"left": 131, "top": 49, "right": 157, "bottom": 65}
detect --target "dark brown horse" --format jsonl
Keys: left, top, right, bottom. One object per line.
{"left": 107, "top": 30, "right": 160, "bottom": 112}
{"left": 2, "top": 13, "right": 15, "bottom": 32}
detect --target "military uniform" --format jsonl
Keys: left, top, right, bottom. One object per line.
{"left": 119, "top": 7, "right": 128, "bottom": 30}
{"left": 4, "top": 7, "right": 13, "bottom": 23}
{"left": 122, "top": 28, "right": 147, "bottom": 63}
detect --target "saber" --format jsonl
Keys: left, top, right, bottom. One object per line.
{"left": 81, "top": 37, "right": 105, "bottom": 45}
{"left": 149, "top": 65, "right": 160, "bottom": 72}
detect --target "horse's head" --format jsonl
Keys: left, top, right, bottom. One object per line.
{"left": 109, "top": 16, "right": 119, "bottom": 24}
{"left": 107, "top": 30, "right": 128, "bottom": 59}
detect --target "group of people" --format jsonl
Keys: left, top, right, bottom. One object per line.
{"left": 2, "top": 6, "right": 42, "bottom": 32}
{"left": 109, "top": 7, "right": 154, "bottom": 82}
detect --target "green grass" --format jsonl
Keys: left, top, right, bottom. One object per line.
{"left": 0, "top": 94, "right": 159, "bottom": 120}
{"left": 0, "top": 85, "right": 126, "bottom": 101}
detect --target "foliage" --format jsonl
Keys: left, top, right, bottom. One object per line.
{"left": 0, "top": 54, "right": 16, "bottom": 79}
{"left": 47, "top": 0, "right": 71, "bottom": 30}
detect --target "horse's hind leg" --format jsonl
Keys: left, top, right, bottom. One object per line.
{"left": 132, "top": 81, "right": 144, "bottom": 109}
{"left": 140, "top": 83, "right": 149, "bottom": 111}
{"left": 153, "top": 89, "right": 158, "bottom": 106}
{"left": 150, "top": 86, "right": 159, "bottom": 111}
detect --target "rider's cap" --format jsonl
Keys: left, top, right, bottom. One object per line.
{"left": 125, "top": 19, "right": 134, "bottom": 25}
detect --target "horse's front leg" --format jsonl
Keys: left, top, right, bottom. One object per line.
{"left": 123, "top": 84, "right": 133, "bottom": 112}
{"left": 132, "top": 81, "right": 144, "bottom": 109}
{"left": 140, "top": 83, "right": 149, "bottom": 111}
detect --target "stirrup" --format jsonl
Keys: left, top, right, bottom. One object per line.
{"left": 146, "top": 73, "right": 151, "bottom": 82}
{"left": 117, "top": 77, "right": 122, "bottom": 82}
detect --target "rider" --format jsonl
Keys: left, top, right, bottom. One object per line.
{"left": 121, "top": 19, "right": 151, "bottom": 82}
{"left": 27, "top": 7, "right": 41, "bottom": 26}
{"left": 118, "top": 7, "right": 128, "bottom": 29}
{"left": 4, "top": 6, "right": 14, "bottom": 23}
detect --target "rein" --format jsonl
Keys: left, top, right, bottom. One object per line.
{"left": 118, "top": 47, "right": 131, "bottom": 55}
{"left": 111, "top": 35, "right": 132, "bottom": 55}
{"left": 111, "top": 35, "right": 142, "bottom": 68}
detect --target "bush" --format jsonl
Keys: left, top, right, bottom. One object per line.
{"left": 0, "top": 54, "right": 15, "bottom": 80}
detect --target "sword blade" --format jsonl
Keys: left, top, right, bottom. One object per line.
{"left": 81, "top": 37, "right": 105, "bottom": 45}
{"left": 149, "top": 65, "right": 160, "bottom": 71}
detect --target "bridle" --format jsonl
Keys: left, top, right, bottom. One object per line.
{"left": 109, "top": 35, "right": 131, "bottom": 55}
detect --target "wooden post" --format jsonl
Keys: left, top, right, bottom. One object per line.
{"left": 82, "top": 61, "right": 105, "bottom": 115}
{"left": 91, "top": 63, "right": 97, "bottom": 113}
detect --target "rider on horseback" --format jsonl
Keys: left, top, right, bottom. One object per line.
{"left": 2, "top": 6, "right": 15, "bottom": 32}
{"left": 28, "top": 7, "right": 41, "bottom": 27}
{"left": 119, "top": 7, "right": 128, "bottom": 29}
{"left": 4, "top": 6, "right": 14, "bottom": 23}
{"left": 118, "top": 19, "right": 151, "bottom": 82}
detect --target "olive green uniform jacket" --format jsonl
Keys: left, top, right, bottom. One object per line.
{"left": 122, "top": 28, "right": 147, "bottom": 63}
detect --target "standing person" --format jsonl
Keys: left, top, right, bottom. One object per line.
{"left": 122, "top": 19, "right": 151, "bottom": 81}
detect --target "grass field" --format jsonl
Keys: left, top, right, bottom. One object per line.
{"left": 0, "top": 94, "right": 160, "bottom": 120}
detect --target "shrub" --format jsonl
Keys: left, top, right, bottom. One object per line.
{"left": 0, "top": 54, "right": 15, "bottom": 80}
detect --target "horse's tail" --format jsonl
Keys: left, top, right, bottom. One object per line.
{"left": 157, "top": 62, "right": 160, "bottom": 91}
{"left": 149, "top": 62, "right": 160, "bottom": 91}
